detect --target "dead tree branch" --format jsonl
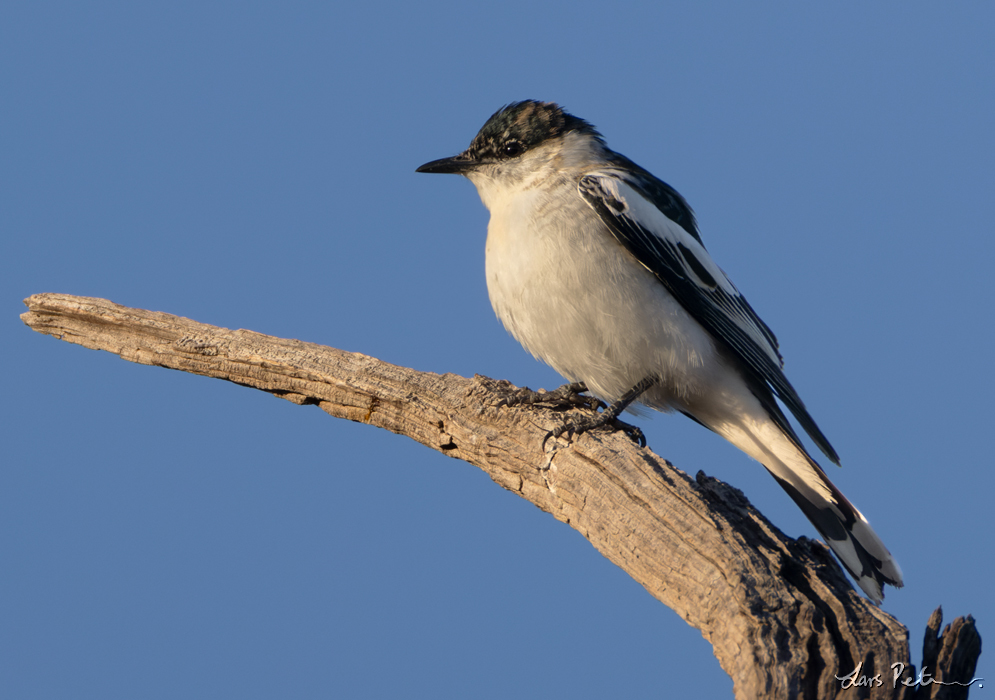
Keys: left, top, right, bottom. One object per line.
{"left": 21, "top": 293, "right": 981, "bottom": 700}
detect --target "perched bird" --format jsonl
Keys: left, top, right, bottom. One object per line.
{"left": 416, "top": 100, "right": 902, "bottom": 603}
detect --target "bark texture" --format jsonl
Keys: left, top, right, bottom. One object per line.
{"left": 21, "top": 293, "right": 982, "bottom": 700}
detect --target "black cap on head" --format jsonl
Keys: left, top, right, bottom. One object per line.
{"left": 417, "top": 100, "right": 601, "bottom": 174}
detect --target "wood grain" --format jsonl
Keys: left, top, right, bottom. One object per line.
{"left": 21, "top": 293, "right": 981, "bottom": 699}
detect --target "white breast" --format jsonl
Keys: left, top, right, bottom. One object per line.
{"left": 480, "top": 176, "right": 721, "bottom": 409}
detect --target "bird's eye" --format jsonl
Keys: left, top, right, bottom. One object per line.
{"left": 502, "top": 140, "right": 524, "bottom": 157}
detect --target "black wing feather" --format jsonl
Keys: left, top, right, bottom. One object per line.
{"left": 579, "top": 171, "right": 840, "bottom": 465}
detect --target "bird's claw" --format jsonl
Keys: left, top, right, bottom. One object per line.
{"left": 495, "top": 381, "right": 603, "bottom": 411}
{"left": 493, "top": 380, "right": 644, "bottom": 449}
{"left": 542, "top": 416, "right": 646, "bottom": 450}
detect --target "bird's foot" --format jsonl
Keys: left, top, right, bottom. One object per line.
{"left": 495, "top": 381, "right": 604, "bottom": 412}
{"left": 541, "top": 377, "right": 656, "bottom": 449}
{"left": 543, "top": 412, "right": 646, "bottom": 449}
{"left": 491, "top": 379, "right": 646, "bottom": 449}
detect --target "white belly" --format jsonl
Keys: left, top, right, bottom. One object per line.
{"left": 484, "top": 190, "right": 721, "bottom": 409}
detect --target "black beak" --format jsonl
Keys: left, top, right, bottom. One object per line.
{"left": 416, "top": 154, "right": 478, "bottom": 174}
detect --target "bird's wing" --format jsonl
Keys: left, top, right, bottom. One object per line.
{"left": 578, "top": 170, "right": 839, "bottom": 464}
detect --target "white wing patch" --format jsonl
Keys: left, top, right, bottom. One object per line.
{"left": 582, "top": 172, "right": 781, "bottom": 368}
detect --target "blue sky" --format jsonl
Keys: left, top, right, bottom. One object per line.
{"left": 3, "top": 2, "right": 993, "bottom": 697}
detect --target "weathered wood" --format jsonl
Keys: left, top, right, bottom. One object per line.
{"left": 21, "top": 293, "right": 981, "bottom": 699}
{"left": 911, "top": 608, "right": 982, "bottom": 700}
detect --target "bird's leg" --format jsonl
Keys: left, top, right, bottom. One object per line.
{"left": 545, "top": 376, "right": 655, "bottom": 448}
{"left": 496, "top": 381, "right": 604, "bottom": 412}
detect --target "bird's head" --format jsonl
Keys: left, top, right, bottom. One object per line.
{"left": 416, "top": 101, "right": 605, "bottom": 200}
